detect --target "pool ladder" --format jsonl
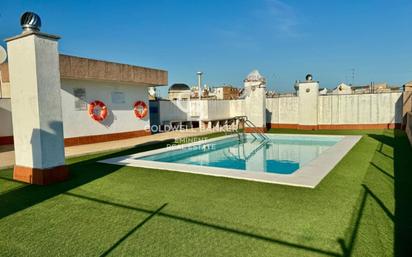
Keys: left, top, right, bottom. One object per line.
{"left": 220, "top": 121, "right": 246, "bottom": 142}
{"left": 223, "top": 133, "right": 269, "bottom": 162}
{"left": 234, "top": 116, "right": 269, "bottom": 141}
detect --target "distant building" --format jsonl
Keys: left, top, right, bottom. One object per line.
{"left": 241, "top": 70, "right": 266, "bottom": 99}
{"left": 403, "top": 81, "right": 412, "bottom": 90}
{"left": 319, "top": 88, "right": 328, "bottom": 95}
{"left": 210, "top": 85, "right": 240, "bottom": 100}
{"left": 168, "top": 83, "right": 191, "bottom": 100}
{"left": 266, "top": 90, "right": 278, "bottom": 97}
{"left": 148, "top": 87, "right": 157, "bottom": 100}
{"left": 190, "top": 85, "right": 210, "bottom": 99}
{"left": 353, "top": 83, "right": 400, "bottom": 94}
{"left": 333, "top": 83, "right": 352, "bottom": 94}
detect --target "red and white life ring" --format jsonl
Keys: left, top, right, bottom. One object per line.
{"left": 88, "top": 100, "right": 108, "bottom": 121}
{"left": 134, "top": 101, "right": 148, "bottom": 119}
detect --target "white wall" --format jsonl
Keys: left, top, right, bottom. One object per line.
{"left": 61, "top": 79, "right": 150, "bottom": 138}
{"left": 229, "top": 99, "right": 244, "bottom": 117}
{"left": 157, "top": 99, "right": 244, "bottom": 124}
{"left": 1, "top": 90, "right": 405, "bottom": 145}
{"left": 158, "top": 100, "right": 191, "bottom": 122}
{"left": 265, "top": 93, "right": 402, "bottom": 126}
{"left": 318, "top": 92, "right": 403, "bottom": 125}
{"left": 203, "top": 100, "right": 232, "bottom": 121}
{"left": 0, "top": 98, "right": 13, "bottom": 137}
{"left": 266, "top": 97, "right": 299, "bottom": 124}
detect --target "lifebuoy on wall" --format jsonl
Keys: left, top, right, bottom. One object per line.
{"left": 134, "top": 101, "right": 148, "bottom": 119}
{"left": 88, "top": 100, "right": 108, "bottom": 121}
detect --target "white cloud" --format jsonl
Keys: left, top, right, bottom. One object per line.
{"left": 214, "top": 0, "right": 302, "bottom": 48}
{"left": 263, "top": 0, "right": 300, "bottom": 37}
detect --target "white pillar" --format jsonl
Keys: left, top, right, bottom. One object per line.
{"left": 244, "top": 70, "right": 267, "bottom": 132}
{"left": 245, "top": 87, "right": 266, "bottom": 130}
{"left": 297, "top": 78, "right": 319, "bottom": 130}
{"left": 6, "top": 30, "right": 68, "bottom": 185}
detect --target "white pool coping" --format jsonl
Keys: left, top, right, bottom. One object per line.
{"left": 99, "top": 134, "right": 361, "bottom": 188}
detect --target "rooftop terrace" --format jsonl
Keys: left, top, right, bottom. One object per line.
{"left": 0, "top": 129, "right": 411, "bottom": 257}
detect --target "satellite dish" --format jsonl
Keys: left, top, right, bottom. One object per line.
{"left": 0, "top": 46, "right": 7, "bottom": 64}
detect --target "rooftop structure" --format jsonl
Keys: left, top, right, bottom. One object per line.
{"left": 244, "top": 69, "right": 266, "bottom": 83}
{"left": 332, "top": 83, "right": 352, "bottom": 94}
{"left": 168, "top": 83, "right": 191, "bottom": 91}
{"left": 0, "top": 55, "right": 168, "bottom": 96}
{"left": 168, "top": 83, "right": 191, "bottom": 100}
{"left": 209, "top": 85, "right": 240, "bottom": 100}
{"left": 241, "top": 69, "right": 267, "bottom": 99}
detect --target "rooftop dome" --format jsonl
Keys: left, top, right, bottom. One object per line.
{"left": 169, "top": 83, "right": 190, "bottom": 92}
{"left": 244, "top": 69, "right": 266, "bottom": 82}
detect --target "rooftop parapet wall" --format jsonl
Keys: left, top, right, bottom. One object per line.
{"left": 157, "top": 99, "right": 244, "bottom": 124}
{"left": 266, "top": 92, "right": 403, "bottom": 129}
{"left": 0, "top": 63, "right": 9, "bottom": 82}
{"left": 266, "top": 96, "right": 299, "bottom": 125}
{"left": 0, "top": 54, "right": 168, "bottom": 86}
{"left": 403, "top": 84, "right": 412, "bottom": 125}
{"left": 318, "top": 92, "right": 403, "bottom": 125}
{"left": 60, "top": 55, "right": 167, "bottom": 86}
{"left": 155, "top": 93, "right": 403, "bottom": 130}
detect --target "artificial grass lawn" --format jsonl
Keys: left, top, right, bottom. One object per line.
{"left": 0, "top": 129, "right": 411, "bottom": 257}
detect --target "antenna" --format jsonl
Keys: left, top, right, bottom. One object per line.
{"left": 351, "top": 68, "right": 355, "bottom": 85}
{"left": 196, "top": 71, "right": 203, "bottom": 100}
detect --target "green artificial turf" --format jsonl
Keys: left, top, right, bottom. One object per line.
{"left": 0, "top": 129, "right": 411, "bottom": 257}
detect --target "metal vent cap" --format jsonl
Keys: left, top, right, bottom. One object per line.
{"left": 20, "top": 12, "right": 41, "bottom": 32}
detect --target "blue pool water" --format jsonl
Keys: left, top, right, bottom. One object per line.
{"left": 138, "top": 135, "right": 342, "bottom": 174}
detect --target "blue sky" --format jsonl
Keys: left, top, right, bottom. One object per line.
{"left": 1, "top": 0, "right": 411, "bottom": 96}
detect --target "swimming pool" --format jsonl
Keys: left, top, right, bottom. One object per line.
{"left": 101, "top": 134, "right": 361, "bottom": 188}
{"left": 139, "top": 135, "right": 340, "bottom": 174}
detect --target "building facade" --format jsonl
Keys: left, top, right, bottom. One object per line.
{"left": 0, "top": 54, "right": 167, "bottom": 146}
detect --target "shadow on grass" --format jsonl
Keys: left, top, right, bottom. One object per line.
{"left": 370, "top": 130, "right": 412, "bottom": 257}
{"left": 339, "top": 130, "right": 412, "bottom": 257}
{"left": 63, "top": 192, "right": 342, "bottom": 257}
{"left": 392, "top": 130, "right": 412, "bottom": 257}
{"left": 76, "top": 130, "right": 412, "bottom": 256}
{"left": 0, "top": 132, "right": 225, "bottom": 219}
{"left": 0, "top": 139, "right": 175, "bottom": 220}
{"left": 339, "top": 184, "right": 396, "bottom": 256}
{"left": 99, "top": 203, "right": 168, "bottom": 257}
{"left": 1, "top": 130, "right": 410, "bottom": 256}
